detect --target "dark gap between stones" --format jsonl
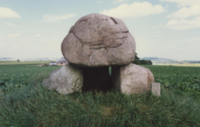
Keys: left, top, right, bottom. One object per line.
{"left": 81, "top": 66, "right": 113, "bottom": 92}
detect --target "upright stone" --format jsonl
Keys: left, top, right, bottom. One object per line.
{"left": 112, "top": 63, "right": 154, "bottom": 95}
{"left": 151, "top": 82, "right": 161, "bottom": 96}
{"left": 42, "top": 64, "right": 83, "bottom": 95}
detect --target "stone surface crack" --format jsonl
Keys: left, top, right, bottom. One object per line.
{"left": 110, "top": 17, "right": 118, "bottom": 24}
{"left": 71, "top": 32, "right": 83, "bottom": 43}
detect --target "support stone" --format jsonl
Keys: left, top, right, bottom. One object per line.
{"left": 42, "top": 64, "right": 83, "bottom": 95}
{"left": 111, "top": 63, "right": 154, "bottom": 95}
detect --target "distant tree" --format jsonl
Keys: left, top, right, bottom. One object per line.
{"left": 17, "top": 59, "right": 20, "bottom": 62}
{"left": 135, "top": 52, "right": 140, "bottom": 60}
{"left": 132, "top": 53, "right": 152, "bottom": 65}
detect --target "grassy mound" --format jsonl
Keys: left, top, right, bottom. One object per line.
{"left": 0, "top": 75, "right": 199, "bottom": 127}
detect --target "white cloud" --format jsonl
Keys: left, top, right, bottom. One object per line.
{"left": 167, "top": 5, "right": 200, "bottom": 19}
{"left": 161, "top": 0, "right": 200, "bottom": 30}
{"left": 41, "top": 14, "right": 75, "bottom": 22}
{"left": 113, "top": 0, "right": 129, "bottom": 4}
{"left": 13, "top": 45, "right": 20, "bottom": 49}
{"left": 6, "top": 22, "right": 16, "bottom": 27}
{"left": 35, "top": 34, "right": 41, "bottom": 38}
{"left": 0, "top": 7, "right": 21, "bottom": 19}
{"left": 160, "top": 0, "right": 200, "bottom": 7}
{"left": 165, "top": 18, "right": 200, "bottom": 30}
{"left": 100, "top": 2, "right": 166, "bottom": 18}
{"left": 8, "top": 34, "right": 21, "bottom": 37}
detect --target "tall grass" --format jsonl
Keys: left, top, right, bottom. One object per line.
{"left": 0, "top": 79, "right": 199, "bottom": 126}
{"left": 0, "top": 64, "right": 200, "bottom": 126}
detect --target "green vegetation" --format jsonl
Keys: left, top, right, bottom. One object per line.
{"left": 0, "top": 61, "right": 50, "bottom": 65}
{"left": 146, "top": 65, "right": 200, "bottom": 96}
{"left": 0, "top": 63, "right": 200, "bottom": 126}
{"left": 132, "top": 53, "right": 153, "bottom": 65}
{"left": 132, "top": 59, "right": 152, "bottom": 65}
{"left": 0, "top": 63, "right": 59, "bottom": 94}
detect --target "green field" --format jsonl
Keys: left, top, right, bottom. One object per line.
{"left": 154, "top": 63, "right": 200, "bottom": 67}
{"left": 0, "top": 62, "right": 200, "bottom": 126}
{"left": 0, "top": 62, "right": 60, "bottom": 94}
{"left": 0, "top": 61, "right": 51, "bottom": 65}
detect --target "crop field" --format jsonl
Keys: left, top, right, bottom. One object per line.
{"left": 1, "top": 63, "right": 199, "bottom": 96}
{"left": 0, "top": 63, "right": 60, "bottom": 94}
{"left": 154, "top": 63, "right": 200, "bottom": 67}
{"left": 170, "top": 64, "right": 200, "bottom": 67}
{"left": 145, "top": 65, "right": 200, "bottom": 95}
{"left": 0, "top": 61, "right": 52, "bottom": 65}
{"left": 0, "top": 63, "right": 200, "bottom": 126}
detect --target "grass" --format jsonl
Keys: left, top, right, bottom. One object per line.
{"left": 0, "top": 81, "right": 199, "bottom": 127}
{"left": 0, "top": 63, "right": 200, "bottom": 126}
{"left": 0, "top": 63, "right": 60, "bottom": 95}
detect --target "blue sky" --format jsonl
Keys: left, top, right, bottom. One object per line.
{"left": 0, "top": 0, "right": 200, "bottom": 60}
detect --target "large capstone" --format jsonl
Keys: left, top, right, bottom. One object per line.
{"left": 62, "top": 13, "right": 136, "bottom": 67}
{"left": 42, "top": 65, "right": 83, "bottom": 95}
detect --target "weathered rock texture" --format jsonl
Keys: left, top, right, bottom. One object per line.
{"left": 42, "top": 65, "right": 83, "bottom": 95}
{"left": 112, "top": 63, "right": 154, "bottom": 95}
{"left": 42, "top": 13, "right": 157, "bottom": 96}
{"left": 62, "top": 13, "right": 136, "bottom": 67}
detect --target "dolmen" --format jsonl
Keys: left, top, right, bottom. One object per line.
{"left": 43, "top": 13, "right": 160, "bottom": 96}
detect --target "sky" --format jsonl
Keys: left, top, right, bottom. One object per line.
{"left": 0, "top": 0, "right": 200, "bottom": 61}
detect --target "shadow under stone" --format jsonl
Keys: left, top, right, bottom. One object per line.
{"left": 81, "top": 66, "right": 112, "bottom": 92}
